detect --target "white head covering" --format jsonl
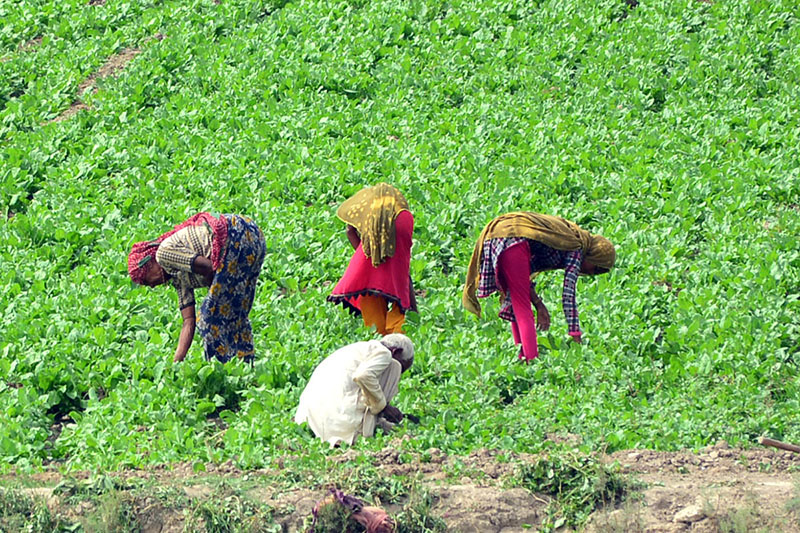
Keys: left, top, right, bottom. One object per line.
{"left": 380, "top": 334, "right": 414, "bottom": 365}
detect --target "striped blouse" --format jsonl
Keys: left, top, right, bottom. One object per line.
{"left": 155, "top": 223, "right": 214, "bottom": 309}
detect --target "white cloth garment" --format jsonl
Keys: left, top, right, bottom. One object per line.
{"left": 295, "top": 340, "right": 401, "bottom": 447}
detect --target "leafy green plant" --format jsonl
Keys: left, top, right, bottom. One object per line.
{"left": 0, "top": 0, "right": 798, "bottom": 496}
{"left": 515, "top": 452, "right": 635, "bottom": 530}
{"left": 0, "top": 487, "right": 76, "bottom": 532}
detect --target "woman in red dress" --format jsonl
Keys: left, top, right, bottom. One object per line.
{"left": 328, "top": 183, "right": 417, "bottom": 334}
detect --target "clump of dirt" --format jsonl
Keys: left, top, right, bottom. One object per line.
{"left": 608, "top": 441, "right": 800, "bottom": 474}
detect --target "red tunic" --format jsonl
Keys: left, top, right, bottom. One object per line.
{"left": 328, "top": 210, "right": 415, "bottom": 315}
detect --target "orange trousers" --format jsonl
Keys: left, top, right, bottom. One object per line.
{"left": 359, "top": 295, "right": 405, "bottom": 335}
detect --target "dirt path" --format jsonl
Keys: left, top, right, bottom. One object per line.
{"left": 591, "top": 445, "right": 800, "bottom": 532}
{"left": 3, "top": 445, "right": 799, "bottom": 532}
{"left": 50, "top": 47, "right": 142, "bottom": 123}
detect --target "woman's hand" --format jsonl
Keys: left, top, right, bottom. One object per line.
{"left": 191, "top": 256, "right": 215, "bottom": 286}
{"left": 346, "top": 225, "right": 361, "bottom": 250}
{"left": 379, "top": 404, "right": 404, "bottom": 424}
{"left": 535, "top": 301, "right": 550, "bottom": 331}
{"left": 530, "top": 285, "right": 551, "bottom": 331}
{"left": 173, "top": 306, "right": 196, "bottom": 363}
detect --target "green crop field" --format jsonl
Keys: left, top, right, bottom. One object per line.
{"left": 1, "top": 0, "right": 799, "bottom": 479}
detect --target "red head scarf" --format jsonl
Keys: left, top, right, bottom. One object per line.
{"left": 127, "top": 241, "right": 160, "bottom": 284}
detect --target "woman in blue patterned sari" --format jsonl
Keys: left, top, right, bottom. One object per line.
{"left": 128, "top": 213, "right": 266, "bottom": 364}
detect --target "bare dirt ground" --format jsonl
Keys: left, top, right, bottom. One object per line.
{"left": 5, "top": 442, "right": 800, "bottom": 532}
{"left": 593, "top": 443, "right": 800, "bottom": 533}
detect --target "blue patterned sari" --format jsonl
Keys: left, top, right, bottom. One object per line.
{"left": 197, "top": 215, "right": 265, "bottom": 363}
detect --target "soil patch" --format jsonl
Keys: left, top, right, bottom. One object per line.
{"left": 256, "top": 484, "right": 547, "bottom": 533}
{"left": 51, "top": 48, "right": 141, "bottom": 123}
{"left": 77, "top": 48, "right": 141, "bottom": 95}
{"left": 51, "top": 103, "right": 91, "bottom": 124}
{"left": 4, "top": 446, "right": 800, "bottom": 532}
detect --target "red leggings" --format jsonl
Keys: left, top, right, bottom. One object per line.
{"left": 497, "top": 241, "right": 538, "bottom": 361}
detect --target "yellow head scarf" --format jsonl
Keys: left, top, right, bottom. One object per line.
{"left": 337, "top": 183, "right": 410, "bottom": 267}
{"left": 462, "top": 212, "right": 615, "bottom": 317}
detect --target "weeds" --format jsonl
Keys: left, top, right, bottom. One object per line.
{"left": 0, "top": 487, "right": 74, "bottom": 532}
{"left": 53, "top": 475, "right": 135, "bottom": 503}
{"left": 394, "top": 487, "right": 447, "bottom": 533}
{"left": 186, "top": 483, "right": 281, "bottom": 533}
{"left": 305, "top": 500, "right": 366, "bottom": 533}
{"left": 515, "top": 452, "right": 636, "bottom": 531}
{"left": 589, "top": 501, "right": 645, "bottom": 533}
{"left": 331, "top": 464, "right": 408, "bottom": 504}
{"left": 711, "top": 494, "right": 770, "bottom": 533}
{"left": 302, "top": 483, "right": 446, "bottom": 533}
{"left": 696, "top": 490, "right": 797, "bottom": 533}
{"left": 81, "top": 491, "right": 140, "bottom": 533}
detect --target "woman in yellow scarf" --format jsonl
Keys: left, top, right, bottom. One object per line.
{"left": 463, "top": 212, "right": 615, "bottom": 361}
{"left": 328, "top": 184, "right": 417, "bottom": 334}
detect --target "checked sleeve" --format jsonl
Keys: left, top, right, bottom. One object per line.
{"left": 562, "top": 250, "right": 583, "bottom": 336}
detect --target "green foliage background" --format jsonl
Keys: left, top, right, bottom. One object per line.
{"left": 0, "top": 0, "right": 798, "bottom": 472}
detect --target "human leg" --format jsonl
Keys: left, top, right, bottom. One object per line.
{"left": 384, "top": 304, "right": 406, "bottom": 334}
{"left": 498, "top": 242, "right": 539, "bottom": 361}
{"left": 510, "top": 321, "right": 525, "bottom": 360}
{"left": 200, "top": 215, "right": 265, "bottom": 364}
{"left": 199, "top": 292, "right": 231, "bottom": 363}
{"left": 359, "top": 294, "right": 388, "bottom": 334}
{"left": 227, "top": 216, "right": 265, "bottom": 363}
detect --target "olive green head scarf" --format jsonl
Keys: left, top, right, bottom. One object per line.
{"left": 337, "top": 183, "right": 410, "bottom": 267}
{"left": 462, "top": 212, "right": 616, "bottom": 317}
